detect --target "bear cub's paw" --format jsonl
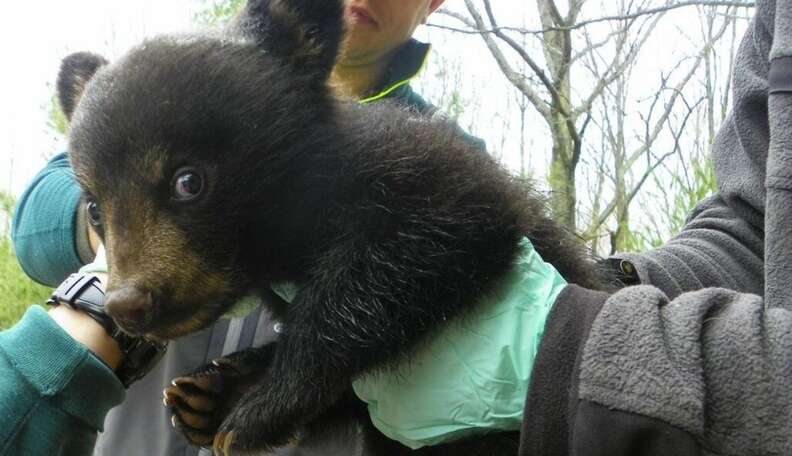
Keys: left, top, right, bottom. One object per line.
{"left": 164, "top": 347, "right": 273, "bottom": 449}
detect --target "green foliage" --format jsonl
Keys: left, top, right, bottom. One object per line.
{"left": 444, "top": 91, "right": 465, "bottom": 121}
{"left": 413, "top": 49, "right": 470, "bottom": 127}
{"left": 0, "top": 191, "right": 13, "bottom": 235}
{"left": 0, "top": 238, "right": 51, "bottom": 330}
{"left": 194, "top": 0, "right": 245, "bottom": 26}
{"left": 613, "top": 228, "right": 645, "bottom": 254}
{"left": 47, "top": 94, "right": 69, "bottom": 137}
{"left": 631, "top": 158, "right": 718, "bottom": 251}
{"left": 665, "top": 158, "right": 718, "bottom": 239}
{"left": 0, "top": 193, "right": 51, "bottom": 329}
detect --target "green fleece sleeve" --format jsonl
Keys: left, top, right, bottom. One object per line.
{"left": 11, "top": 152, "right": 85, "bottom": 287}
{"left": 0, "top": 306, "right": 125, "bottom": 456}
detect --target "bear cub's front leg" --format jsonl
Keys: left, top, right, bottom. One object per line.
{"left": 164, "top": 344, "right": 276, "bottom": 448}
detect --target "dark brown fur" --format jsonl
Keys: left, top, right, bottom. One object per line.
{"left": 58, "top": 0, "right": 602, "bottom": 453}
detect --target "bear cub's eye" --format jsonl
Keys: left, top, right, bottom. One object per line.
{"left": 86, "top": 199, "right": 102, "bottom": 226}
{"left": 171, "top": 167, "right": 204, "bottom": 202}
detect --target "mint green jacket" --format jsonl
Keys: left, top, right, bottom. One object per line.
{"left": 0, "top": 306, "right": 124, "bottom": 455}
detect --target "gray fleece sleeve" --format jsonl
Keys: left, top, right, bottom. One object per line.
{"left": 765, "top": 93, "right": 792, "bottom": 311}
{"left": 613, "top": 195, "right": 764, "bottom": 299}
{"left": 579, "top": 285, "right": 792, "bottom": 455}
{"left": 765, "top": 1, "right": 792, "bottom": 311}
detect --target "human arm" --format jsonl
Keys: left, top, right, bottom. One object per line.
{"left": 763, "top": 5, "right": 792, "bottom": 311}
{"left": 12, "top": 152, "right": 96, "bottom": 287}
{"left": 522, "top": 284, "right": 792, "bottom": 456}
{"left": 48, "top": 294, "right": 122, "bottom": 370}
{"left": 0, "top": 305, "right": 125, "bottom": 456}
{"left": 609, "top": 194, "right": 764, "bottom": 299}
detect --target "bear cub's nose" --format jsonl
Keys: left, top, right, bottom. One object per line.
{"left": 105, "top": 287, "right": 154, "bottom": 333}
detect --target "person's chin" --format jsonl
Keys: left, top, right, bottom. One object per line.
{"left": 347, "top": 19, "right": 377, "bottom": 30}
{"left": 341, "top": 39, "right": 385, "bottom": 64}
{"left": 345, "top": 28, "right": 377, "bottom": 47}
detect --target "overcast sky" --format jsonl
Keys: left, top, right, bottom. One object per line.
{"left": 0, "top": 0, "right": 749, "bottom": 250}
{"left": 0, "top": 0, "right": 199, "bottom": 195}
{"left": 0, "top": 0, "right": 539, "bottom": 196}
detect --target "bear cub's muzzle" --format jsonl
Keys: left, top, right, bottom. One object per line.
{"left": 105, "top": 286, "right": 156, "bottom": 334}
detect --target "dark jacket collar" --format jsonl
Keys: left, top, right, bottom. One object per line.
{"left": 360, "top": 39, "right": 431, "bottom": 104}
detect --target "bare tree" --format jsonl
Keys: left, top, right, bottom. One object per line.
{"left": 580, "top": 2, "right": 741, "bottom": 252}
{"left": 433, "top": 0, "right": 753, "bottom": 232}
{"left": 628, "top": 6, "right": 750, "bottom": 249}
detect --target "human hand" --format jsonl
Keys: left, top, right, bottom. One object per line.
{"left": 50, "top": 243, "right": 117, "bottom": 369}
{"left": 48, "top": 272, "right": 122, "bottom": 369}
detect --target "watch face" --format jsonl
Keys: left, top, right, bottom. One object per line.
{"left": 116, "top": 335, "right": 168, "bottom": 387}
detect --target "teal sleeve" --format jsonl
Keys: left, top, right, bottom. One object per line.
{"left": 12, "top": 152, "right": 84, "bottom": 287}
{"left": 0, "top": 306, "right": 125, "bottom": 456}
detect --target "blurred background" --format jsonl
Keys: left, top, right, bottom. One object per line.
{"left": 0, "top": 0, "right": 754, "bottom": 327}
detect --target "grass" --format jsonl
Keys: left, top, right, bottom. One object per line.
{"left": 0, "top": 237, "right": 52, "bottom": 329}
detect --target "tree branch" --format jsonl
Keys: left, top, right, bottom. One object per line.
{"left": 573, "top": 11, "right": 663, "bottom": 119}
{"left": 565, "top": 0, "right": 753, "bottom": 32}
{"left": 444, "top": 3, "right": 552, "bottom": 119}
{"left": 583, "top": 9, "right": 731, "bottom": 237}
{"left": 432, "top": 1, "right": 753, "bottom": 36}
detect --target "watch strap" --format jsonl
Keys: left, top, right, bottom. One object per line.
{"left": 47, "top": 273, "right": 168, "bottom": 387}
{"left": 48, "top": 273, "right": 115, "bottom": 334}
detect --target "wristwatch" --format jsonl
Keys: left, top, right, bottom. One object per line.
{"left": 47, "top": 273, "right": 168, "bottom": 387}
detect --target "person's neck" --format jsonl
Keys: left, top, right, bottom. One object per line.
{"left": 330, "top": 54, "right": 392, "bottom": 100}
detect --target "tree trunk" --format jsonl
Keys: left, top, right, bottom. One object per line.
{"left": 548, "top": 111, "right": 577, "bottom": 230}
{"left": 537, "top": 0, "right": 578, "bottom": 230}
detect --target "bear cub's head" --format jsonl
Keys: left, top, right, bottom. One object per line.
{"left": 59, "top": 0, "right": 346, "bottom": 339}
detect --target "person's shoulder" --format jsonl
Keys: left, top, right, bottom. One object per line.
{"left": 12, "top": 150, "right": 84, "bottom": 286}
{"left": 398, "top": 86, "right": 488, "bottom": 153}
{"left": 398, "top": 85, "right": 433, "bottom": 115}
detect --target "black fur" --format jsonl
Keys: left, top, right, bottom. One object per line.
{"left": 56, "top": 51, "right": 108, "bottom": 120}
{"left": 58, "top": 0, "right": 602, "bottom": 453}
{"left": 233, "top": 0, "right": 345, "bottom": 77}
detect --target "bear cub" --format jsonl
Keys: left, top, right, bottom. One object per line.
{"left": 57, "top": 0, "right": 600, "bottom": 454}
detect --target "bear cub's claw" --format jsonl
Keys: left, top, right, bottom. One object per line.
{"left": 164, "top": 356, "right": 250, "bottom": 448}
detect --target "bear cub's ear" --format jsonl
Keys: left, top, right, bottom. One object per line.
{"left": 57, "top": 52, "right": 109, "bottom": 121}
{"left": 234, "top": 0, "right": 345, "bottom": 82}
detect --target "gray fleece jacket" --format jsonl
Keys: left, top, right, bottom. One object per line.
{"left": 521, "top": 284, "right": 792, "bottom": 456}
